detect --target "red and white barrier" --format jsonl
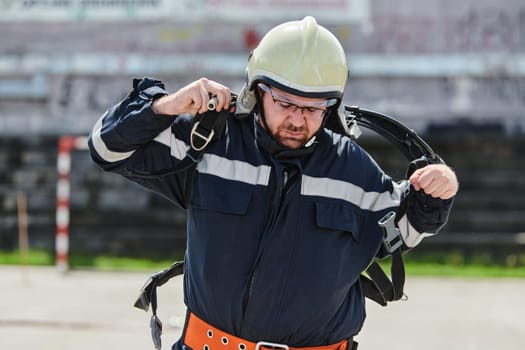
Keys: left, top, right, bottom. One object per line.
{"left": 55, "top": 136, "right": 88, "bottom": 272}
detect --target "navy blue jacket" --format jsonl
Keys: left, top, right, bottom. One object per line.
{"left": 89, "top": 78, "right": 453, "bottom": 347}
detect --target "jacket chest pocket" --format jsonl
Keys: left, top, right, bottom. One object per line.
{"left": 314, "top": 200, "right": 361, "bottom": 242}
{"left": 190, "top": 173, "right": 254, "bottom": 215}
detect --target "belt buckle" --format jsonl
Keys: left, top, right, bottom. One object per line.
{"left": 255, "top": 341, "right": 290, "bottom": 350}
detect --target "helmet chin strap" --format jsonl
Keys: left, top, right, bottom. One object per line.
{"left": 306, "top": 105, "right": 339, "bottom": 146}
{"left": 254, "top": 91, "right": 271, "bottom": 133}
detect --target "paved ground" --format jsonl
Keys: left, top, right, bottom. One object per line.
{"left": 1, "top": 265, "right": 524, "bottom": 350}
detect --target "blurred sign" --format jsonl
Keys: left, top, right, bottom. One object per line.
{"left": 0, "top": 0, "right": 369, "bottom": 23}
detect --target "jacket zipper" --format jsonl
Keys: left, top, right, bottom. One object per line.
{"left": 243, "top": 168, "right": 289, "bottom": 315}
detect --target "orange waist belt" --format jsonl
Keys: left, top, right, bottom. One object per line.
{"left": 183, "top": 312, "right": 350, "bottom": 350}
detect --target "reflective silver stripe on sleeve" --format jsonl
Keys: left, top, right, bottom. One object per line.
{"left": 197, "top": 153, "right": 271, "bottom": 186}
{"left": 301, "top": 175, "right": 409, "bottom": 212}
{"left": 153, "top": 127, "right": 190, "bottom": 160}
{"left": 91, "top": 111, "right": 135, "bottom": 163}
{"left": 397, "top": 214, "right": 434, "bottom": 247}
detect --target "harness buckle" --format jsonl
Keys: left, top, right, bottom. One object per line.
{"left": 190, "top": 121, "right": 215, "bottom": 152}
{"left": 255, "top": 341, "right": 290, "bottom": 350}
{"left": 378, "top": 211, "right": 403, "bottom": 253}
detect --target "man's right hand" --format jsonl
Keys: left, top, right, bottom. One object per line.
{"left": 152, "top": 78, "right": 232, "bottom": 116}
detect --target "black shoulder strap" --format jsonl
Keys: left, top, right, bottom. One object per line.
{"left": 125, "top": 106, "right": 231, "bottom": 179}
{"left": 359, "top": 253, "right": 405, "bottom": 306}
{"left": 359, "top": 208, "right": 407, "bottom": 306}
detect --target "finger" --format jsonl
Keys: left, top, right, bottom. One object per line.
{"left": 421, "top": 178, "right": 444, "bottom": 195}
{"left": 195, "top": 78, "right": 216, "bottom": 114}
{"left": 434, "top": 187, "right": 451, "bottom": 199}
{"left": 188, "top": 91, "right": 203, "bottom": 116}
{"left": 410, "top": 169, "right": 440, "bottom": 193}
{"left": 440, "top": 188, "right": 457, "bottom": 200}
{"left": 429, "top": 185, "right": 455, "bottom": 200}
{"left": 224, "top": 91, "right": 231, "bottom": 110}
{"left": 416, "top": 171, "right": 436, "bottom": 190}
{"left": 200, "top": 85, "right": 213, "bottom": 114}
{"left": 420, "top": 177, "right": 458, "bottom": 199}
{"left": 214, "top": 91, "right": 231, "bottom": 112}
{"left": 428, "top": 186, "right": 448, "bottom": 198}
{"left": 409, "top": 172, "right": 422, "bottom": 191}
{"left": 207, "top": 82, "right": 230, "bottom": 111}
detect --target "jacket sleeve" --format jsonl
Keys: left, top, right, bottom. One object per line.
{"left": 88, "top": 77, "right": 194, "bottom": 208}
{"left": 372, "top": 179, "right": 454, "bottom": 259}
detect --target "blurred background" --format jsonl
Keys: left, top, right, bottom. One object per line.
{"left": 0, "top": 0, "right": 524, "bottom": 271}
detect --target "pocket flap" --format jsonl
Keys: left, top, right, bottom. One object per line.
{"left": 191, "top": 174, "right": 253, "bottom": 215}
{"left": 315, "top": 201, "right": 360, "bottom": 241}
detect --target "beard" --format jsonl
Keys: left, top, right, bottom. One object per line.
{"left": 272, "top": 122, "right": 310, "bottom": 149}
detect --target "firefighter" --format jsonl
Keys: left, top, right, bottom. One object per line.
{"left": 89, "top": 16, "right": 458, "bottom": 350}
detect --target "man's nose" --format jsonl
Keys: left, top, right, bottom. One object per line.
{"left": 287, "top": 106, "right": 306, "bottom": 125}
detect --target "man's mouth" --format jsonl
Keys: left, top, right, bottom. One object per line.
{"left": 280, "top": 127, "right": 306, "bottom": 139}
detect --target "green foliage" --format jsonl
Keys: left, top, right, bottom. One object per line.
{"left": 2, "top": 249, "right": 525, "bottom": 277}
{"left": 0, "top": 249, "right": 53, "bottom": 266}
{"left": 378, "top": 249, "right": 525, "bottom": 278}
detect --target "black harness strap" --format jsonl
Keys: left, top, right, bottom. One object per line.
{"left": 360, "top": 251, "right": 405, "bottom": 306}
{"left": 125, "top": 100, "right": 233, "bottom": 179}
{"left": 134, "top": 261, "right": 184, "bottom": 350}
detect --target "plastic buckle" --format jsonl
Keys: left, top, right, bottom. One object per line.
{"left": 190, "top": 121, "right": 215, "bottom": 152}
{"left": 378, "top": 211, "right": 403, "bottom": 253}
{"left": 255, "top": 341, "right": 290, "bottom": 350}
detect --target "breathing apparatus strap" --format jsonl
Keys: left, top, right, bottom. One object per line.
{"left": 344, "top": 106, "right": 445, "bottom": 306}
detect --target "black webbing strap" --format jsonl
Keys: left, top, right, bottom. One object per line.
{"left": 134, "top": 261, "right": 184, "bottom": 312}
{"left": 125, "top": 107, "right": 231, "bottom": 179}
{"left": 134, "top": 261, "right": 184, "bottom": 349}
{"left": 359, "top": 200, "right": 407, "bottom": 306}
{"left": 360, "top": 250, "right": 405, "bottom": 306}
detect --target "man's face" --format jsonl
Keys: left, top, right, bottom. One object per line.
{"left": 259, "top": 84, "right": 334, "bottom": 149}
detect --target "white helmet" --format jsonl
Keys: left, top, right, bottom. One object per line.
{"left": 237, "top": 16, "right": 349, "bottom": 133}
{"left": 248, "top": 16, "right": 347, "bottom": 98}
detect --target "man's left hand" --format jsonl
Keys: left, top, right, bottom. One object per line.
{"left": 409, "top": 164, "right": 458, "bottom": 200}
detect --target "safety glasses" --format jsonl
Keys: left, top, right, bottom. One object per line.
{"left": 258, "top": 84, "right": 337, "bottom": 121}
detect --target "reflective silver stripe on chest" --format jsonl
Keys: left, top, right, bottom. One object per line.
{"left": 301, "top": 175, "right": 409, "bottom": 212}
{"left": 197, "top": 153, "right": 271, "bottom": 186}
